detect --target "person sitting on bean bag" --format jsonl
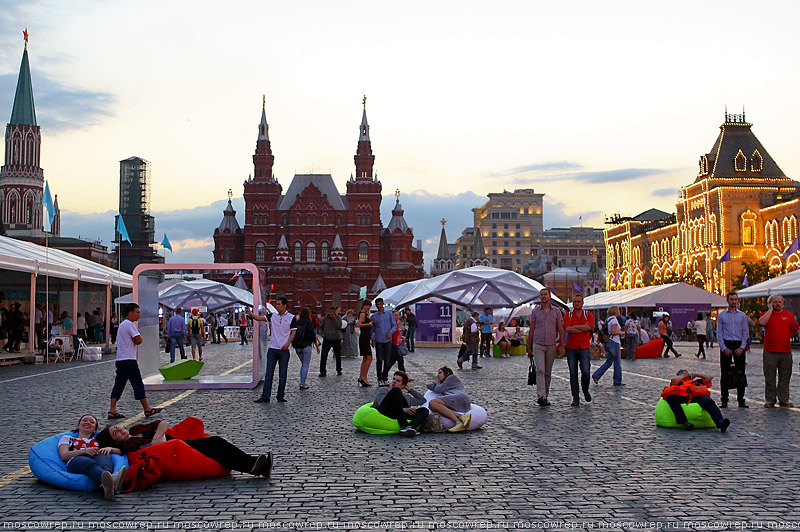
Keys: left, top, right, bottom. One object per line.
{"left": 373, "top": 370, "right": 429, "bottom": 437}
{"left": 426, "top": 366, "right": 472, "bottom": 432}
{"left": 96, "top": 420, "right": 273, "bottom": 478}
{"left": 662, "top": 370, "right": 730, "bottom": 432}
{"left": 58, "top": 414, "right": 128, "bottom": 500}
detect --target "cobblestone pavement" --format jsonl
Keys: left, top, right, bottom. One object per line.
{"left": 1, "top": 340, "right": 799, "bottom": 531}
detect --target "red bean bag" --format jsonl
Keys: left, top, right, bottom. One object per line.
{"left": 123, "top": 417, "right": 230, "bottom": 492}
{"left": 635, "top": 338, "right": 664, "bottom": 359}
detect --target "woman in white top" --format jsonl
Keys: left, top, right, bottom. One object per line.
{"left": 493, "top": 321, "right": 513, "bottom": 358}
{"left": 591, "top": 306, "right": 624, "bottom": 386}
{"left": 58, "top": 414, "right": 126, "bottom": 500}
{"left": 694, "top": 312, "right": 707, "bottom": 359}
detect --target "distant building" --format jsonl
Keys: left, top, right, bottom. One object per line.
{"left": 212, "top": 98, "right": 423, "bottom": 310}
{"left": 112, "top": 157, "right": 164, "bottom": 273}
{"left": 431, "top": 219, "right": 457, "bottom": 276}
{"left": 605, "top": 112, "right": 800, "bottom": 294}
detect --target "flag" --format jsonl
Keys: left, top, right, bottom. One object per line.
{"left": 161, "top": 233, "right": 173, "bottom": 252}
{"left": 229, "top": 271, "right": 240, "bottom": 282}
{"left": 116, "top": 215, "right": 132, "bottom": 245}
{"left": 717, "top": 249, "right": 730, "bottom": 265}
{"left": 592, "top": 280, "right": 596, "bottom": 289}
{"left": 572, "top": 281, "right": 582, "bottom": 292}
{"left": 782, "top": 237, "right": 799, "bottom": 260}
{"left": 742, "top": 275, "right": 749, "bottom": 287}
{"left": 42, "top": 181, "right": 55, "bottom": 228}
{"left": 613, "top": 272, "right": 620, "bottom": 283}
{"left": 359, "top": 286, "right": 367, "bottom": 300}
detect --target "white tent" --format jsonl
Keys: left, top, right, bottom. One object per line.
{"left": 391, "top": 266, "right": 565, "bottom": 311}
{"left": 737, "top": 269, "right": 800, "bottom": 298}
{"left": 116, "top": 279, "right": 254, "bottom": 312}
{"left": 580, "top": 282, "right": 727, "bottom": 310}
{"left": 114, "top": 279, "right": 183, "bottom": 305}
{"left": 376, "top": 278, "right": 428, "bottom": 308}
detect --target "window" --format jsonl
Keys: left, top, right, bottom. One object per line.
{"left": 492, "top": 259, "right": 497, "bottom": 264}
{"left": 395, "top": 249, "right": 402, "bottom": 262}
{"left": 735, "top": 150, "right": 747, "bottom": 172}
{"left": 358, "top": 242, "right": 369, "bottom": 262}
{"left": 337, "top": 214, "right": 342, "bottom": 225}
{"left": 516, "top": 242, "right": 520, "bottom": 247}
{"left": 492, "top": 232, "right": 497, "bottom": 237}
{"left": 307, "top": 242, "right": 316, "bottom": 262}
{"left": 492, "top": 224, "right": 496, "bottom": 229}
{"left": 322, "top": 214, "right": 327, "bottom": 224}
{"left": 492, "top": 213, "right": 499, "bottom": 219}
{"left": 296, "top": 214, "right": 301, "bottom": 224}
{"left": 751, "top": 150, "right": 763, "bottom": 172}
{"left": 504, "top": 241, "right": 509, "bottom": 246}
{"left": 321, "top": 242, "right": 329, "bottom": 262}
{"left": 224, "top": 249, "right": 230, "bottom": 262}
{"left": 282, "top": 214, "right": 288, "bottom": 226}
{"left": 504, "top": 224, "right": 509, "bottom": 229}
{"left": 310, "top": 279, "right": 316, "bottom": 290}
{"left": 492, "top": 249, "right": 497, "bottom": 255}
{"left": 295, "top": 242, "right": 302, "bottom": 261}
{"left": 503, "top": 232, "right": 509, "bottom": 237}
{"left": 255, "top": 242, "right": 265, "bottom": 261}
{"left": 516, "top": 224, "right": 520, "bottom": 229}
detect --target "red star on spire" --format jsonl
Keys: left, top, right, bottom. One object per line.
{"left": 23, "top": 28, "right": 28, "bottom": 47}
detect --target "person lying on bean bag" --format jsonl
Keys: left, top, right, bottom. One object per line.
{"left": 95, "top": 417, "right": 273, "bottom": 484}
{"left": 373, "top": 370, "right": 429, "bottom": 437}
{"left": 426, "top": 366, "right": 472, "bottom": 432}
{"left": 58, "top": 414, "right": 128, "bottom": 500}
{"left": 662, "top": 370, "right": 730, "bottom": 432}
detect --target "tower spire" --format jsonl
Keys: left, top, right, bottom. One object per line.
{"left": 253, "top": 96, "right": 274, "bottom": 181}
{"left": 354, "top": 95, "right": 375, "bottom": 180}
{"left": 10, "top": 35, "right": 37, "bottom": 126}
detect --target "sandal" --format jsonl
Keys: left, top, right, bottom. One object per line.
{"left": 144, "top": 408, "right": 163, "bottom": 417}
{"left": 108, "top": 411, "right": 126, "bottom": 420}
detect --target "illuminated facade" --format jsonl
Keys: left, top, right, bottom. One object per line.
{"left": 605, "top": 112, "right": 800, "bottom": 294}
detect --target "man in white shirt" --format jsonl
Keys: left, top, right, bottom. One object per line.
{"left": 249, "top": 297, "right": 297, "bottom": 403}
{"left": 107, "top": 303, "right": 163, "bottom": 420}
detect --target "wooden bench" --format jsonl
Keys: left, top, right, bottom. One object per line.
{"left": 0, "top": 353, "right": 25, "bottom": 366}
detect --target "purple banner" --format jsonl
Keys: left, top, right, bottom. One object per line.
{"left": 657, "top": 303, "right": 709, "bottom": 329}
{"left": 415, "top": 302, "right": 453, "bottom": 342}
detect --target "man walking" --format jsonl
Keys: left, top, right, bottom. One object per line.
{"left": 320, "top": 306, "right": 343, "bottom": 377}
{"left": 250, "top": 297, "right": 297, "bottom": 403}
{"left": 166, "top": 307, "right": 187, "bottom": 363}
{"left": 758, "top": 294, "right": 798, "bottom": 408}
{"left": 187, "top": 309, "right": 205, "bottom": 361}
{"left": 563, "top": 293, "right": 593, "bottom": 406}
{"left": 624, "top": 312, "right": 641, "bottom": 360}
{"left": 457, "top": 311, "right": 482, "bottom": 370}
{"left": 716, "top": 292, "right": 750, "bottom": 408}
{"left": 208, "top": 313, "right": 218, "bottom": 344}
{"left": 371, "top": 298, "right": 397, "bottom": 386}
{"left": 527, "top": 288, "right": 563, "bottom": 406}
{"left": 478, "top": 307, "right": 494, "bottom": 358}
{"left": 404, "top": 307, "right": 417, "bottom": 352}
{"left": 107, "top": 303, "right": 162, "bottom": 419}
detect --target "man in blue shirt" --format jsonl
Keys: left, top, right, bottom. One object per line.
{"left": 478, "top": 308, "right": 493, "bottom": 358}
{"left": 716, "top": 292, "right": 750, "bottom": 408}
{"left": 166, "top": 307, "right": 187, "bottom": 363}
{"left": 371, "top": 298, "right": 397, "bottom": 386}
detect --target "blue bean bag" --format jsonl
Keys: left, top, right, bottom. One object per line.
{"left": 29, "top": 432, "right": 129, "bottom": 492}
{"left": 654, "top": 398, "right": 717, "bottom": 429}
{"left": 352, "top": 403, "right": 401, "bottom": 434}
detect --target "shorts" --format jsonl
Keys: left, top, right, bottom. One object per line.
{"left": 189, "top": 333, "right": 203, "bottom": 347}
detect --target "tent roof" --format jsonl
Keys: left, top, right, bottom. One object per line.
{"left": 737, "top": 269, "right": 800, "bottom": 298}
{"left": 0, "top": 235, "right": 132, "bottom": 288}
{"left": 580, "top": 282, "right": 727, "bottom": 310}
{"left": 115, "top": 279, "right": 253, "bottom": 311}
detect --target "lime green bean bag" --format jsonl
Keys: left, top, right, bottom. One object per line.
{"left": 654, "top": 398, "right": 716, "bottom": 428}
{"left": 352, "top": 402, "right": 401, "bottom": 434}
{"left": 159, "top": 359, "right": 204, "bottom": 380}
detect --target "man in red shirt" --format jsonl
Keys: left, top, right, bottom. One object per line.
{"left": 564, "top": 293, "right": 594, "bottom": 406}
{"left": 758, "top": 294, "right": 799, "bottom": 408}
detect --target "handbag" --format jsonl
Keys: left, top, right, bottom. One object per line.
{"left": 527, "top": 357, "right": 537, "bottom": 385}
{"left": 397, "top": 344, "right": 408, "bottom": 357}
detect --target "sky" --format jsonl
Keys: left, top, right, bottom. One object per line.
{"left": 1, "top": 0, "right": 799, "bottom": 268}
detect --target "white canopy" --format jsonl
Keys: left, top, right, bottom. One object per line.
{"left": 116, "top": 279, "right": 253, "bottom": 312}
{"left": 0, "top": 235, "right": 132, "bottom": 288}
{"left": 737, "top": 269, "right": 800, "bottom": 298}
{"left": 376, "top": 278, "right": 428, "bottom": 308}
{"left": 580, "top": 282, "right": 727, "bottom": 310}
{"left": 390, "top": 266, "right": 565, "bottom": 310}
{"left": 114, "top": 279, "right": 183, "bottom": 305}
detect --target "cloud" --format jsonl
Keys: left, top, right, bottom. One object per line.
{"left": 491, "top": 161, "right": 584, "bottom": 177}
{"left": 513, "top": 167, "right": 673, "bottom": 185}
{"left": 652, "top": 187, "right": 679, "bottom": 198}
{"left": 543, "top": 197, "right": 603, "bottom": 230}
{"left": 0, "top": 71, "right": 117, "bottom": 132}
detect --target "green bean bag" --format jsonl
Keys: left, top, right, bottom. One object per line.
{"left": 159, "top": 359, "right": 203, "bottom": 380}
{"left": 352, "top": 402, "right": 401, "bottom": 435}
{"left": 654, "top": 398, "right": 716, "bottom": 428}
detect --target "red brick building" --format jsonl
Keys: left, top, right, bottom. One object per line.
{"left": 213, "top": 99, "right": 423, "bottom": 310}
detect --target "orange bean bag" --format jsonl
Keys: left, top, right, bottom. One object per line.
{"left": 635, "top": 338, "right": 664, "bottom": 359}
{"left": 123, "top": 417, "right": 230, "bottom": 492}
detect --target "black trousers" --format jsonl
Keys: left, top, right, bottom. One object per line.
{"left": 184, "top": 436, "right": 257, "bottom": 473}
{"left": 388, "top": 344, "right": 405, "bottom": 372}
{"left": 696, "top": 335, "right": 706, "bottom": 357}
{"left": 661, "top": 335, "right": 678, "bottom": 355}
{"left": 375, "top": 388, "right": 429, "bottom": 430}
{"left": 720, "top": 350, "right": 746, "bottom": 404}
{"left": 320, "top": 339, "right": 342, "bottom": 374}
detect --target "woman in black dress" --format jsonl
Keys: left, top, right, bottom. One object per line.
{"left": 356, "top": 300, "right": 373, "bottom": 387}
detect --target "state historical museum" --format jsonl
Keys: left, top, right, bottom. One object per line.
{"left": 213, "top": 99, "right": 424, "bottom": 310}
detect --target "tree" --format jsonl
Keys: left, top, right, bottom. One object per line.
{"left": 732, "top": 260, "right": 774, "bottom": 316}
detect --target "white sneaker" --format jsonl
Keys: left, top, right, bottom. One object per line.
{"left": 101, "top": 470, "right": 115, "bottom": 501}
{"left": 400, "top": 426, "right": 417, "bottom": 437}
{"left": 112, "top": 465, "right": 128, "bottom": 493}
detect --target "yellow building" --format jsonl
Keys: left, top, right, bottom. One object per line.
{"left": 605, "top": 112, "right": 800, "bottom": 294}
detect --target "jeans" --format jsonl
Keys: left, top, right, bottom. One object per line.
{"left": 320, "top": 339, "right": 342, "bottom": 375}
{"left": 261, "top": 348, "right": 290, "bottom": 400}
{"left": 565, "top": 347, "right": 590, "bottom": 400}
{"left": 239, "top": 327, "right": 248, "bottom": 345}
{"left": 66, "top": 454, "right": 113, "bottom": 484}
{"left": 593, "top": 341, "right": 622, "bottom": 385}
{"left": 763, "top": 350, "right": 792, "bottom": 404}
{"left": 375, "top": 342, "right": 392, "bottom": 381}
{"left": 696, "top": 335, "right": 706, "bottom": 357}
{"left": 664, "top": 394, "right": 724, "bottom": 426}
{"left": 480, "top": 332, "right": 493, "bottom": 356}
{"left": 296, "top": 345, "right": 312, "bottom": 386}
{"left": 169, "top": 332, "right": 186, "bottom": 363}
{"left": 389, "top": 344, "right": 405, "bottom": 372}
{"left": 405, "top": 325, "right": 416, "bottom": 351}
{"left": 624, "top": 333, "right": 639, "bottom": 360}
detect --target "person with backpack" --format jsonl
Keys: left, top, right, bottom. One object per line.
{"left": 624, "top": 312, "right": 641, "bottom": 360}
{"left": 319, "top": 306, "right": 343, "bottom": 377}
{"left": 187, "top": 309, "right": 205, "bottom": 361}
{"left": 592, "top": 305, "right": 625, "bottom": 387}
{"left": 292, "top": 308, "right": 319, "bottom": 390}
{"left": 563, "top": 294, "right": 593, "bottom": 406}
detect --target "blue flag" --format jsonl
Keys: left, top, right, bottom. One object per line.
{"left": 613, "top": 272, "right": 620, "bottom": 283}
{"left": 782, "top": 237, "right": 799, "bottom": 260}
{"left": 572, "top": 281, "right": 582, "bottom": 292}
{"left": 742, "top": 275, "right": 749, "bottom": 287}
{"left": 161, "top": 233, "right": 173, "bottom": 252}
{"left": 42, "top": 181, "right": 55, "bottom": 228}
{"left": 116, "top": 215, "right": 132, "bottom": 245}
{"left": 359, "top": 286, "right": 367, "bottom": 300}
{"left": 717, "top": 249, "right": 731, "bottom": 265}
